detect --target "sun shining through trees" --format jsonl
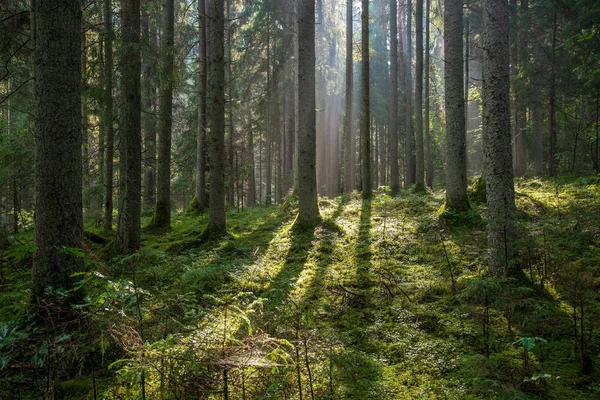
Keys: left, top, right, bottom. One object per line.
{"left": 2, "top": 0, "right": 600, "bottom": 398}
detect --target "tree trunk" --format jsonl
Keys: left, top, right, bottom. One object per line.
{"left": 32, "top": 0, "right": 83, "bottom": 298}
{"left": 151, "top": 0, "right": 174, "bottom": 229}
{"left": 415, "top": 0, "right": 424, "bottom": 190}
{"left": 549, "top": 11, "right": 557, "bottom": 176}
{"left": 405, "top": 0, "right": 415, "bottom": 186}
{"left": 227, "top": 0, "right": 235, "bottom": 208}
{"left": 483, "top": 0, "right": 517, "bottom": 276}
{"left": 444, "top": 0, "right": 469, "bottom": 212}
{"left": 195, "top": 0, "right": 208, "bottom": 212}
{"left": 534, "top": 108, "right": 544, "bottom": 175}
{"left": 296, "top": 0, "right": 320, "bottom": 227}
{"left": 361, "top": 0, "right": 371, "bottom": 199}
{"left": 103, "top": 0, "right": 115, "bottom": 232}
{"left": 515, "top": 0, "right": 528, "bottom": 177}
{"left": 208, "top": 0, "right": 226, "bottom": 235}
{"left": 425, "top": 0, "right": 433, "bottom": 188}
{"left": 117, "top": 0, "right": 142, "bottom": 253}
{"left": 343, "top": 0, "right": 355, "bottom": 194}
{"left": 142, "top": 7, "right": 157, "bottom": 213}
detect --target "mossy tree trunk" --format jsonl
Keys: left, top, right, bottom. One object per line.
{"left": 103, "top": 0, "right": 115, "bottom": 232}
{"left": 194, "top": 0, "right": 208, "bottom": 212}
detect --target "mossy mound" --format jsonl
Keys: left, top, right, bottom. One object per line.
{"left": 468, "top": 175, "right": 487, "bottom": 204}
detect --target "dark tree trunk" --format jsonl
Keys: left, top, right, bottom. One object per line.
{"left": 515, "top": 0, "right": 528, "bottom": 177}
{"left": 444, "top": 0, "right": 469, "bottom": 212}
{"left": 32, "top": 0, "right": 83, "bottom": 298}
{"left": 117, "top": 0, "right": 142, "bottom": 253}
{"left": 151, "top": 0, "right": 174, "bottom": 230}
{"left": 361, "top": 0, "right": 371, "bottom": 199}
{"left": 194, "top": 0, "right": 208, "bottom": 212}
{"left": 425, "top": 0, "right": 433, "bottom": 188}
{"left": 483, "top": 0, "right": 517, "bottom": 276}
{"left": 343, "top": 0, "right": 355, "bottom": 194}
{"left": 208, "top": 0, "right": 226, "bottom": 235}
{"left": 405, "top": 0, "right": 415, "bottom": 186}
{"left": 415, "top": 0, "right": 424, "bottom": 190}
{"left": 389, "top": 0, "right": 399, "bottom": 195}
{"left": 296, "top": 0, "right": 320, "bottom": 227}
{"left": 549, "top": 11, "right": 557, "bottom": 176}
{"left": 103, "top": 0, "right": 115, "bottom": 232}
{"left": 142, "top": 7, "right": 157, "bottom": 213}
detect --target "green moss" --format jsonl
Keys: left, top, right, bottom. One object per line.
{"left": 468, "top": 175, "right": 487, "bottom": 204}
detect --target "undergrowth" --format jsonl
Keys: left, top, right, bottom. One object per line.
{"left": 1, "top": 176, "right": 600, "bottom": 399}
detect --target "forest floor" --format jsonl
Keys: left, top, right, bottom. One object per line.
{"left": 2, "top": 176, "right": 600, "bottom": 399}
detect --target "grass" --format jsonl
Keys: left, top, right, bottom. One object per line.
{"left": 2, "top": 176, "right": 600, "bottom": 398}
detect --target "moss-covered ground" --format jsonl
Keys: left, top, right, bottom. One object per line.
{"left": 2, "top": 176, "right": 600, "bottom": 399}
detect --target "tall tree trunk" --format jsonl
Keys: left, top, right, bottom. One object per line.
{"left": 483, "top": 0, "right": 517, "bottom": 276}
{"left": 195, "top": 0, "right": 208, "bottom": 212}
{"left": 81, "top": 28, "right": 90, "bottom": 216}
{"left": 343, "top": 0, "right": 355, "bottom": 194}
{"left": 227, "top": 0, "right": 235, "bottom": 208}
{"left": 405, "top": 0, "right": 415, "bottom": 186}
{"left": 515, "top": 0, "right": 528, "bottom": 176}
{"left": 361, "top": 0, "right": 371, "bottom": 199}
{"left": 247, "top": 126, "right": 256, "bottom": 205}
{"left": 265, "top": 20, "right": 272, "bottom": 205}
{"left": 509, "top": 0, "right": 518, "bottom": 171}
{"left": 425, "top": 0, "right": 433, "bottom": 188}
{"left": 296, "top": 0, "right": 320, "bottom": 227}
{"left": 415, "top": 0, "right": 424, "bottom": 190}
{"left": 208, "top": 0, "right": 226, "bottom": 235}
{"left": 444, "top": 0, "right": 469, "bottom": 212}
{"left": 151, "top": 0, "right": 174, "bottom": 229}
{"left": 117, "top": 0, "right": 142, "bottom": 253}
{"left": 103, "top": 0, "right": 115, "bottom": 232}
{"left": 32, "top": 0, "right": 83, "bottom": 298}
{"left": 548, "top": 11, "right": 557, "bottom": 176}
{"left": 142, "top": 8, "right": 157, "bottom": 213}
{"left": 389, "top": 0, "right": 399, "bottom": 195}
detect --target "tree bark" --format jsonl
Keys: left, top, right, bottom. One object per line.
{"left": 514, "top": 0, "right": 528, "bottom": 177}
{"left": 343, "top": 0, "right": 355, "bottom": 194}
{"left": 208, "top": 0, "right": 226, "bottom": 235}
{"left": 405, "top": 0, "right": 415, "bottom": 186}
{"left": 32, "top": 0, "right": 83, "bottom": 297}
{"left": 415, "top": 0, "right": 424, "bottom": 190}
{"left": 483, "top": 0, "right": 517, "bottom": 276}
{"left": 549, "top": 11, "right": 557, "bottom": 176}
{"left": 425, "top": 0, "right": 433, "bottom": 188}
{"left": 142, "top": 7, "right": 157, "bottom": 213}
{"left": 361, "top": 0, "right": 371, "bottom": 199}
{"left": 103, "top": 0, "right": 115, "bottom": 232}
{"left": 444, "top": 0, "right": 469, "bottom": 212}
{"left": 195, "top": 0, "right": 208, "bottom": 212}
{"left": 151, "top": 0, "right": 174, "bottom": 229}
{"left": 117, "top": 0, "right": 142, "bottom": 253}
{"left": 533, "top": 108, "right": 544, "bottom": 175}
{"left": 296, "top": 0, "right": 320, "bottom": 227}
{"left": 389, "top": 3, "right": 399, "bottom": 196}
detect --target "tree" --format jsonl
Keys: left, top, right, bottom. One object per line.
{"left": 32, "top": 0, "right": 83, "bottom": 298}
{"left": 207, "top": 0, "right": 227, "bottom": 235}
{"left": 296, "top": 0, "right": 320, "bottom": 227}
{"left": 360, "top": 0, "right": 371, "bottom": 199}
{"left": 117, "top": 0, "right": 142, "bottom": 253}
{"left": 142, "top": 6, "right": 157, "bottom": 213}
{"left": 150, "top": 0, "right": 174, "bottom": 230}
{"left": 343, "top": 0, "right": 354, "bottom": 194}
{"left": 444, "top": 0, "right": 469, "bottom": 212}
{"left": 405, "top": 0, "right": 415, "bottom": 186}
{"left": 194, "top": 0, "right": 208, "bottom": 212}
{"left": 425, "top": 0, "right": 433, "bottom": 188}
{"left": 389, "top": 0, "right": 400, "bottom": 196}
{"left": 415, "top": 0, "right": 424, "bottom": 190}
{"left": 483, "top": 0, "right": 517, "bottom": 275}
{"left": 103, "top": 0, "right": 115, "bottom": 232}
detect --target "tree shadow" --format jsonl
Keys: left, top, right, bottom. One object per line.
{"left": 354, "top": 198, "right": 373, "bottom": 289}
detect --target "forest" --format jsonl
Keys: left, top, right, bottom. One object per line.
{"left": 1, "top": 0, "right": 600, "bottom": 398}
